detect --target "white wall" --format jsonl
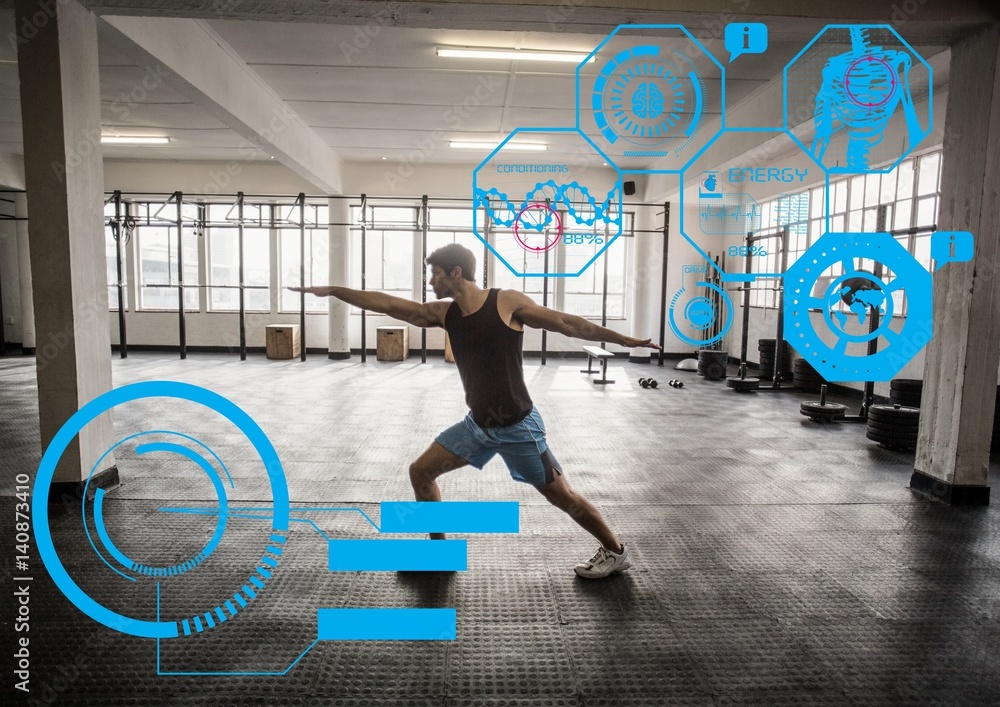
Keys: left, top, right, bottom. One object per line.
{"left": 103, "top": 159, "right": 317, "bottom": 196}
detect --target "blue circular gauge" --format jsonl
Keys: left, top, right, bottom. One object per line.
{"left": 592, "top": 45, "right": 703, "bottom": 148}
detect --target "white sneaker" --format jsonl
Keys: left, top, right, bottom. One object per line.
{"left": 574, "top": 543, "right": 633, "bottom": 578}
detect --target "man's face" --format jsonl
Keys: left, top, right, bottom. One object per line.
{"left": 429, "top": 265, "right": 457, "bottom": 299}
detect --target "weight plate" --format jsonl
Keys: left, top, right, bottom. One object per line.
{"left": 889, "top": 379, "right": 924, "bottom": 392}
{"left": 801, "top": 401, "right": 847, "bottom": 415}
{"left": 868, "top": 404, "right": 920, "bottom": 422}
{"left": 866, "top": 431, "right": 917, "bottom": 448}
{"left": 704, "top": 361, "right": 727, "bottom": 380}
{"left": 727, "top": 377, "right": 760, "bottom": 392}
{"left": 866, "top": 424, "right": 919, "bottom": 437}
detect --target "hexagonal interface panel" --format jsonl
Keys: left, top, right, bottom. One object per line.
{"left": 679, "top": 130, "right": 817, "bottom": 270}
{"left": 784, "top": 25, "right": 932, "bottom": 174}
{"left": 472, "top": 129, "right": 621, "bottom": 277}
{"left": 784, "top": 231, "right": 932, "bottom": 382}
{"left": 577, "top": 25, "right": 724, "bottom": 174}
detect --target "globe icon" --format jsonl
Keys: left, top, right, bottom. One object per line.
{"left": 827, "top": 276, "right": 886, "bottom": 333}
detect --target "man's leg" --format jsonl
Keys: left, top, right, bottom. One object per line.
{"left": 535, "top": 473, "right": 623, "bottom": 553}
{"left": 408, "top": 441, "right": 469, "bottom": 540}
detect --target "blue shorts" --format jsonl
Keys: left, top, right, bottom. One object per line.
{"left": 434, "top": 407, "right": 564, "bottom": 487}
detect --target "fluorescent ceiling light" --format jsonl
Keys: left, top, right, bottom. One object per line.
{"left": 450, "top": 141, "right": 547, "bottom": 151}
{"left": 101, "top": 136, "right": 170, "bottom": 145}
{"left": 437, "top": 46, "right": 594, "bottom": 63}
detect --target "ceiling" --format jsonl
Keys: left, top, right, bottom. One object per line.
{"left": 0, "top": 2, "right": 978, "bottom": 173}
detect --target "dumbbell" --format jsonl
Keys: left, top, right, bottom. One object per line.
{"left": 668, "top": 379, "right": 684, "bottom": 389}
{"left": 638, "top": 378, "right": 659, "bottom": 389}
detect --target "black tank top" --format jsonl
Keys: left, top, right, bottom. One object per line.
{"left": 444, "top": 288, "right": 534, "bottom": 428}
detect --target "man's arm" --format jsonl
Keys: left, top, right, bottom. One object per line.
{"left": 506, "top": 291, "right": 659, "bottom": 349}
{"left": 288, "top": 286, "right": 445, "bottom": 328}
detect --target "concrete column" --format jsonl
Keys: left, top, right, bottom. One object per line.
{"left": 15, "top": 0, "right": 116, "bottom": 491}
{"left": 629, "top": 205, "right": 660, "bottom": 362}
{"left": 327, "top": 197, "right": 350, "bottom": 358}
{"left": 911, "top": 24, "right": 1000, "bottom": 506}
{"left": 15, "top": 193, "right": 35, "bottom": 351}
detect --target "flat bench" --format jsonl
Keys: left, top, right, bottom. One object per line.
{"left": 581, "top": 345, "right": 615, "bottom": 385}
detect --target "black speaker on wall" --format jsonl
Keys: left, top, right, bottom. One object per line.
{"left": 623, "top": 180, "right": 636, "bottom": 196}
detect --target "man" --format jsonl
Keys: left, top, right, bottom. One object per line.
{"left": 290, "top": 243, "right": 659, "bottom": 578}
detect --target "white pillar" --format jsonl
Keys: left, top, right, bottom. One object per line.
{"left": 327, "top": 197, "right": 351, "bottom": 358}
{"left": 15, "top": 193, "right": 35, "bottom": 351}
{"left": 16, "top": 0, "right": 115, "bottom": 489}
{"left": 911, "top": 24, "right": 1000, "bottom": 506}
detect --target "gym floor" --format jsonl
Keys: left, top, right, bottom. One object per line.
{"left": 2, "top": 353, "right": 999, "bottom": 706}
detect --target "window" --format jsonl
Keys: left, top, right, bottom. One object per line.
{"left": 136, "top": 224, "right": 198, "bottom": 311}
{"left": 563, "top": 236, "right": 628, "bottom": 318}
{"left": 749, "top": 149, "right": 943, "bottom": 311}
{"left": 209, "top": 227, "right": 271, "bottom": 311}
{"left": 280, "top": 204, "right": 330, "bottom": 313}
{"left": 349, "top": 205, "right": 415, "bottom": 311}
{"left": 203, "top": 203, "right": 270, "bottom": 312}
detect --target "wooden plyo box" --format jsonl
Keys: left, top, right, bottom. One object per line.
{"left": 266, "top": 324, "right": 301, "bottom": 359}
{"left": 377, "top": 326, "right": 409, "bottom": 361}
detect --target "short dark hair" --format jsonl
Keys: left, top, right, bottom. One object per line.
{"left": 426, "top": 243, "right": 476, "bottom": 282}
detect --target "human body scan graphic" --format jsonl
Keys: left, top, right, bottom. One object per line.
{"left": 785, "top": 25, "right": 932, "bottom": 174}
{"left": 812, "top": 28, "right": 921, "bottom": 170}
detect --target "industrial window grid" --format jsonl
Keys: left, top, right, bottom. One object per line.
{"left": 749, "top": 149, "right": 942, "bottom": 313}
{"left": 105, "top": 195, "right": 631, "bottom": 320}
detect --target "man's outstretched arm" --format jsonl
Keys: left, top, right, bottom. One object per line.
{"left": 288, "top": 286, "right": 444, "bottom": 328}
{"left": 507, "top": 291, "right": 660, "bottom": 349}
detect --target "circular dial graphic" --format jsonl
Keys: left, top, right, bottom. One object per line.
{"left": 591, "top": 45, "right": 703, "bottom": 150}
{"left": 513, "top": 202, "right": 563, "bottom": 253}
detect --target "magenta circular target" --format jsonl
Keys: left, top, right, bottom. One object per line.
{"left": 513, "top": 203, "right": 563, "bottom": 253}
{"left": 844, "top": 55, "right": 898, "bottom": 109}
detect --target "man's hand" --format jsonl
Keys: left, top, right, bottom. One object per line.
{"left": 621, "top": 336, "right": 661, "bottom": 350}
{"left": 287, "top": 286, "right": 330, "bottom": 296}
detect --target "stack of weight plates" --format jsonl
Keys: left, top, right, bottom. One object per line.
{"left": 889, "top": 379, "right": 922, "bottom": 408}
{"left": 866, "top": 404, "right": 920, "bottom": 450}
{"left": 792, "top": 358, "right": 825, "bottom": 392}
{"left": 758, "top": 339, "right": 791, "bottom": 380}
{"left": 697, "top": 350, "right": 729, "bottom": 381}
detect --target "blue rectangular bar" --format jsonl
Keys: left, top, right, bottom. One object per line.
{"left": 380, "top": 501, "right": 519, "bottom": 534}
{"left": 317, "top": 609, "right": 456, "bottom": 641}
{"left": 328, "top": 540, "right": 467, "bottom": 571}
